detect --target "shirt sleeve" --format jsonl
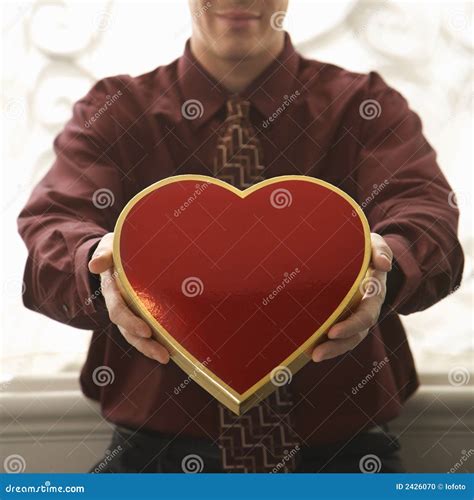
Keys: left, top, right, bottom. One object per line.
{"left": 17, "top": 77, "right": 132, "bottom": 330}
{"left": 354, "top": 72, "right": 464, "bottom": 315}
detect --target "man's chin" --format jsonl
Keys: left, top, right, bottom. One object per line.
{"left": 213, "top": 39, "right": 262, "bottom": 60}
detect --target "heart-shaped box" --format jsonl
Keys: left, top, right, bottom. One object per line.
{"left": 113, "top": 175, "right": 371, "bottom": 415}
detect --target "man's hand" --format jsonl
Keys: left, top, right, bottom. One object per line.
{"left": 311, "top": 233, "right": 393, "bottom": 363}
{"left": 88, "top": 233, "right": 170, "bottom": 364}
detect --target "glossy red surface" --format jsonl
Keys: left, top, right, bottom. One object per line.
{"left": 118, "top": 178, "right": 367, "bottom": 394}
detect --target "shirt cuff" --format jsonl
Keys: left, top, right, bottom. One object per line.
{"left": 382, "top": 234, "right": 422, "bottom": 314}
{"left": 74, "top": 235, "right": 108, "bottom": 318}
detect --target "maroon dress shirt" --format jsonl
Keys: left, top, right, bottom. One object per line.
{"left": 18, "top": 35, "right": 463, "bottom": 446}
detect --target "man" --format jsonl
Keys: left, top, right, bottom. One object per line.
{"left": 18, "top": 0, "right": 463, "bottom": 473}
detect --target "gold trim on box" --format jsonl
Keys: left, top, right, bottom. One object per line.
{"left": 113, "top": 175, "right": 372, "bottom": 415}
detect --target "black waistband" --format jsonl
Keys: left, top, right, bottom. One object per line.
{"left": 113, "top": 423, "right": 398, "bottom": 459}
{"left": 114, "top": 425, "right": 221, "bottom": 459}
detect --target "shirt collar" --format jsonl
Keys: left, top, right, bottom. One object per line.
{"left": 168, "top": 33, "right": 301, "bottom": 128}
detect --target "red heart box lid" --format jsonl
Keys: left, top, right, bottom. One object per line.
{"left": 113, "top": 175, "right": 371, "bottom": 414}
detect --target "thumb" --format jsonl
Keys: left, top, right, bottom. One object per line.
{"left": 88, "top": 233, "right": 114, "bottom": 274}
{"left": 370, "top": 233, "right": 393, "bottom": 272}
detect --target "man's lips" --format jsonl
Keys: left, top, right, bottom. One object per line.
{"left": 215, "top": 10, "right": 261, "bottom": 26}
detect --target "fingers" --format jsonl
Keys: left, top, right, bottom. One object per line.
{"left": 327, "top": 279, "right": 385, "bottom": 341}
{"left": 312, "top": 267, "right": 387, "bottom": 362}
{"left": 101, "top": 269, "right": 151, "bottom": 338}
{"left": 100, "top": 268, "right": 170, "bottom": 364}
{"left": 91, "top": 233, "right": 170, "bottom": 364}
{"left": 327, "top": 269, "right": 386, "bottom": 340}
{"left": 370, "top": 233, "right": 393, "bottom": 272}
{"left": 327, "top": 300, "right": 377, "bottom": 340}
{"left": 312, "top": 331, "right": 368, "bottom": 362}
{"left": 120, "top": 327, "right": 170, "bottom": 364}
{"left": 89, "top": 233, "right": 114, "bottom": 274}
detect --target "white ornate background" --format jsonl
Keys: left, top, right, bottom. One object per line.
{"left": 2, "top": 0, "right": 472, "bottom": 380}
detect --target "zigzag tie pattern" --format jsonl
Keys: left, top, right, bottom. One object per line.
{"left": 218, "top": 387, "right": 300, "bottom": 473}
{"left": 214, "top": 97, "right": 300, "bottom": 472}
{"left": 213, "top": 96, "right": 265, "bottom": 188}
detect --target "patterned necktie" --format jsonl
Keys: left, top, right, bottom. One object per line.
{"left": 213, "top": 96, "right": 301, "bottom": 473}
{"left": 213, "top": 96, "right": 264, "bottom": 187}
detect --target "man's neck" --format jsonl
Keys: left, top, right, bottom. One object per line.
{"left": 189, "top": 36, "right": 285, "bottom": 94}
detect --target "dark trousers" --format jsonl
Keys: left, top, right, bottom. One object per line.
{"left": 90, "top": 424, "right": 404, "bottom": 473}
